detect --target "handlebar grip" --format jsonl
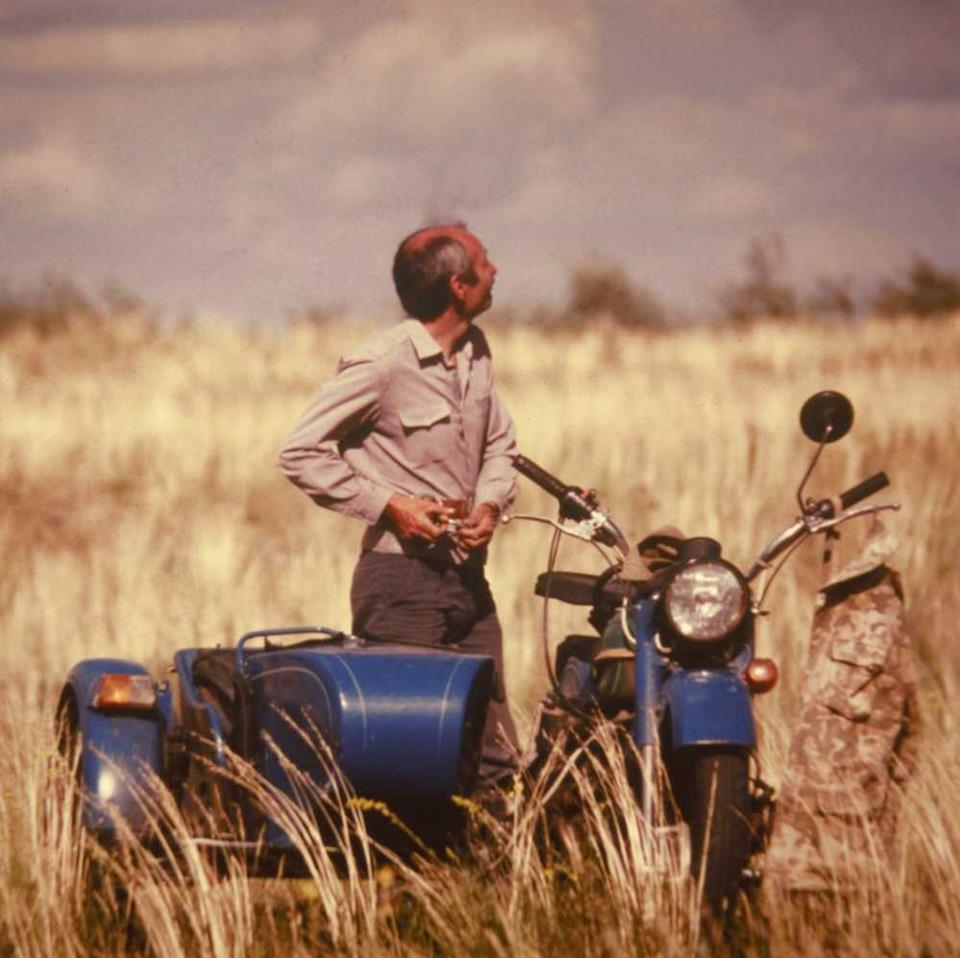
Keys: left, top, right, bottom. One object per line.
{"left": 513, "top": 454, "right": 570, "bottom": 501}
{"left": 839, "top": 471, "right": 889, "bottom": 510}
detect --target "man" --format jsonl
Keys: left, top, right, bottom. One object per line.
{"left": 277, "top": 223, "right": 519, "bottom": 788}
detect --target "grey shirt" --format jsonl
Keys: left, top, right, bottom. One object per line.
{"left": 277, "top": 319, "right": 518, "bottom": 563}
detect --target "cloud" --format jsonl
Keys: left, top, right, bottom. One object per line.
{"left": 737, "top": 0, "right": 960, "bottom": 101}
{"left": 221, "top": 2, "right": 599, "bottom": 250}
{"left": 687, "top": 176, "right": 771, "bottom": 218}
{"left": 0, "top": 1, "right": 956, "bottom": 320}
{"left": 864, "top": 97, "right": 960, "bottom": 150}
{"left": 329, "top": 155, "right": 404, "bottom": 207}
{"left": 784, "top": 220, "right": 905, "bottom": 282}
{"left": 484, "top": 91, "right": 790, "bottom": 228}
{"left": 0, "top": 15, "right": 322, "bottom": 77}
{"left": 280, "top": 4, "right": 595, "bottom": 144}
{"left": 0, "top": 138, "right": 105, "bottom": 216}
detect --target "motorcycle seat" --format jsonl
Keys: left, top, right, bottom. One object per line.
{"left": 534, "top": 571, "right": 600, "bottom": 605}
{"left": 533, "top": 568, "right": 669, "bottom": 606}
{"left": 534, "top": 571, "right": 636, "bottom": 606}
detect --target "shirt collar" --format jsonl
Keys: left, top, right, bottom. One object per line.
{"left": 404, "top": 319, "right": 442, "bottom": 361}
{"left": 404, "top": 319, "right": 475, "bottom": 365}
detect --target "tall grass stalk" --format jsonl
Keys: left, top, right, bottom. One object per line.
{"left": 0, "top": 715, "right": 93, "bottom": 956}
{"left": 223, "top": 733, "right": 382, "bottom": 955}
{"left": 2, "top": 312, "right": 959, "bottom": 953}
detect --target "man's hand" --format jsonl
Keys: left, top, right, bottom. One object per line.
{"left": 384, "top": 494, "right": 453, "bottom": 543}
{"left": 457, "top": 501, "right": 501, "bottom": 551}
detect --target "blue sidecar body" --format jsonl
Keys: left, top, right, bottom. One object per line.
{"left": 58, "top": 628, "right": 494, "bottom": 847}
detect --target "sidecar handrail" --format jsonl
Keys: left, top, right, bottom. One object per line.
{"left": 235, "top": 626, "right": 347, "bottom": 675}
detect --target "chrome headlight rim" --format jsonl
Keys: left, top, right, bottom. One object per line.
{"left": 663, "top": 559, "right": 748, "bottom": 642}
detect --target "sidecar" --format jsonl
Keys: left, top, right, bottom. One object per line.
{"left": 56, "top": 627, "right": 495, "bottom": 851}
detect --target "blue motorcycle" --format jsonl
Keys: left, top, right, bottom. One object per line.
{"left": 505, "top": 390, "right": 896, "bottom": 911}
{"left": 56, "top": 391, "right": 895, "bottom": 907}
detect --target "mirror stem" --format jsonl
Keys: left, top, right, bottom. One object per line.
{"left": 795, "top": 424, "right": 832, "bottom": 514}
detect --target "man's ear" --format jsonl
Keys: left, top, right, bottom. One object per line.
{"left": 449, "top": 274, "right": 469, "bottom": 308}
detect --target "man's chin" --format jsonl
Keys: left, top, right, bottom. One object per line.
{"left": 465, "top": 296, "right": 494, "bottom": 323}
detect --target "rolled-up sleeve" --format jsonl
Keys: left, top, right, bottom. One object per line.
{"left": 473, "top": 389, "right": 518, "bottom": 514}
{"left": 277, "top": 358, "right": 395, "bottom": 525}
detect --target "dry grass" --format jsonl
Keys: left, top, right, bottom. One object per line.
{"left": 1, "top": 309, "right": 959, "bottom": 954}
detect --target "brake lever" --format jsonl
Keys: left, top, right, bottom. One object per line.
{"left": 501, "top": 511, "right": 629, "bottom": 562}
{"left": 805, "top": 500, "right": 900, "bottom": 535}
{"left": 747, "top": 500, "right": 901, "bottom": 583}
{"left": 501, "top": 512, "right": 599, "bottom": 544}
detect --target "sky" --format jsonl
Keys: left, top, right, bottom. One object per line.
{"left": 1, "top": 0, "right": 958, "bottom": 322}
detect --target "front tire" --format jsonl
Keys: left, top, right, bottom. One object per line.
{"left": 670, "top": 747, "right": 750, "bottom": 914}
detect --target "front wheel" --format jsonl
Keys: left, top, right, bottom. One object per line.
{"left": 669, "top": 747, "right": 751, "bottom": 914}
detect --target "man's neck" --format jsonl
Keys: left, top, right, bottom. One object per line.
{"left": 421, "top": 312, "right": 470, "bottom": 361}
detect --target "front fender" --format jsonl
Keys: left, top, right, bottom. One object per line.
{"left": 60, "top": 659, "right": 165, "bottom": 836}
{"left": 662, "top": 669, "right": 756, "bottom": 748}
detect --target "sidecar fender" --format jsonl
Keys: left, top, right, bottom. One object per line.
{"left": 662, "top": 669, "right": 756, "bottom": 749}
{"left": 59, "top": 659, "right": 166, "bottom": 837}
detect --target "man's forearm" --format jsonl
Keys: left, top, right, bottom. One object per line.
{"left": 473, "top": 390, "right": 519, "bottom": 513}
{"left": 277, "top": 441, "right": 394, "bottom": 525}
{"left": 277, "top": 354, "right": 391, "bottom": 524}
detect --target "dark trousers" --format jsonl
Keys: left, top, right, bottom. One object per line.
{"left": 350, "top": 551, "right": 519, "bottom": 786}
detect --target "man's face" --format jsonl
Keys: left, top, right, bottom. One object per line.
{"left": 452, "top": 229, "right": 497, "bottom": 319}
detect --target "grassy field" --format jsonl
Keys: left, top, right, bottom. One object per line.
{"left": 1, "top": 309, "right": 959, "bottom": 955}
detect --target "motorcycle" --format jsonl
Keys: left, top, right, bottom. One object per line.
{"left": 502, "top": 390, "right": 898, "bottom": 912}
{"left": 56, "top": 391, "right": 896, "bottom": 908}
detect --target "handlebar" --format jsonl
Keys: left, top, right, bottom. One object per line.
{"left": 513, "top": 453, "right": 629, "bottom": 554}
{"left": 513, "top": 454, "right": 568, "bottom": 501}
{"left": 748, "top": 471, "right": 894, "bottom": 582}
{"left": 515, "top": 448, "right": 892, "bottom": 584}
{"left": 514, "top": 454, "right": 593, "bottom": 522}
{"left": 839, "top": 471, "right": 889, "bottom": 511}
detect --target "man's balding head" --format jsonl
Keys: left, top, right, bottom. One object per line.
{"left": 392, "top": 224, "right": 478, "bottom": 321}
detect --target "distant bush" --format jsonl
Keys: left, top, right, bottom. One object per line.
{"left": 804, "top": 274, "right": 857, "bottom": 321}
{"left": 870, "top": 257, "right": 960, "bottom": 318}
{"left": 0, "top": 277, "right": 152, "bottom": 340}
{"left": 0, "top": 277, "right": 99, "bottom": 338}
{"left": 561, "top": 259, "right": 667, "bottom": 330}
{"left": 719, "top": 234, "right": 798, "bottom": 323}
{"left": 283, "top": 303, "right": 344, "bottom": 328}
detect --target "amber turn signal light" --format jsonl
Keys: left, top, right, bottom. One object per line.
{"left": 92, "top": 673, "right": 157, "bottom": 710}
{"left": 744, "top": 657, "right": 779, "bottom": 694}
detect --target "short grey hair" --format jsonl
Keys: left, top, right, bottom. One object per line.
{"left": 392, "top": 227, "right": 475, "bottom": 320}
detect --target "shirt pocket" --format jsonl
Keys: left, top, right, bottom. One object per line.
{"left": 398, "top": 404, "right": 452, "bottom": 466}
{"left": 816, "top": 602, "right": 893, "bottom": 722}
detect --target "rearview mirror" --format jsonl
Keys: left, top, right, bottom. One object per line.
{"left": 799, "top": 391, "right": 854, "bottom": 443}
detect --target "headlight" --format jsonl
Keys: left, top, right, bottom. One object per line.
{"left": 664, "top": 561, "right": 747, "bottom": 641}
